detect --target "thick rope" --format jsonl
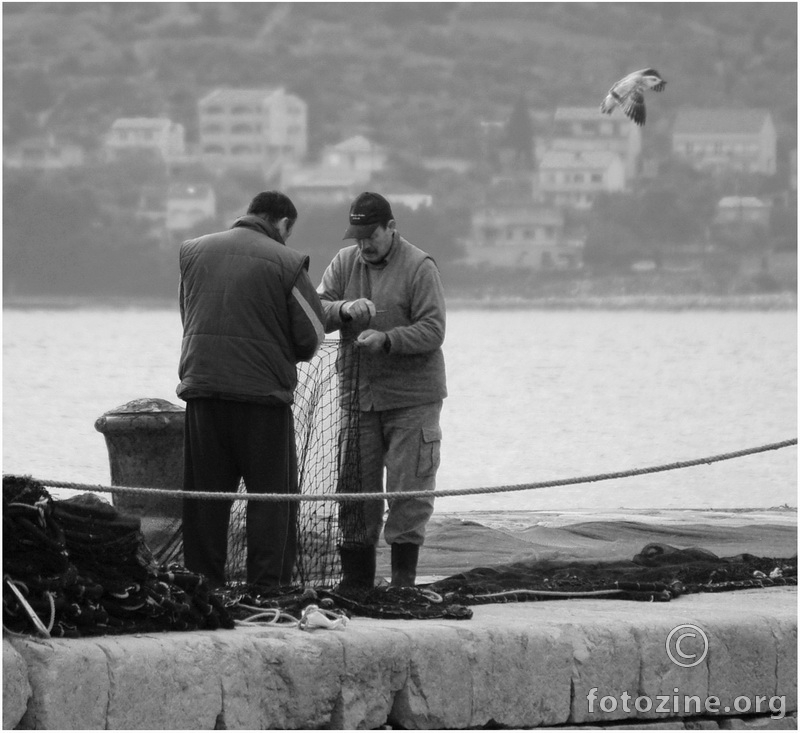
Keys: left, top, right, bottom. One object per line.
{"left": 473, "top": 588, "right": 625, "bottom": 599}
{"left": 24, "top": 438, "right": 797, "bottom": 503}
{"left": 4, "top": 577, "right": 53, "bottom": 638}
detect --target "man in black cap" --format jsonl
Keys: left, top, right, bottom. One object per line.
{"left": 317, "top": 192, "right": 447, "bottom": 589}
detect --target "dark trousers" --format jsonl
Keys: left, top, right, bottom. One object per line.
{"left": 182, "top": 398, "right": 298, "bottom": 588}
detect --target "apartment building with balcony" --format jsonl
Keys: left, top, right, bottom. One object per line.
{"left": 105, "top": 118, "right": 185, "bottom": 162}
{"left": 464, "top": 205, "right": 578, "bottom": 270}
{"left": 672, "top": 108, "right": 777, "bottom": 176}
{"left": 322, "top": 135, "right": 387, "bottom": 176}
{"left": 544, "top": 107, "right": 642, "bottom": 178}
{"left": 538, "top": 150, "right": 626, "bottom": 210}
{"left": 198, "top": 88, "right": 307, "bottom": 173}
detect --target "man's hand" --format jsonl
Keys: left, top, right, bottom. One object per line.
{"left": 355, "top": 329, "right": 388, "bottom": 353}
{"left": 342, "top": 298, "right": 376, "bottom": 323}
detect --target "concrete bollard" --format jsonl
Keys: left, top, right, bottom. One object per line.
{"left": 94, "top": 398, "right": 185, "bottom": 553}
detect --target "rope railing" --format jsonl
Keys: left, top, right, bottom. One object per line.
{"left": 27, "top": 438, "right": 797, "bottom": 503}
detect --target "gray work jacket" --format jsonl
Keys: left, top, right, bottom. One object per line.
{"left": 317, "top": 235, "right": 447, "bottom": 411}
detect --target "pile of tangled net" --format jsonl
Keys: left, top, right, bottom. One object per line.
{"left": 2, "top": 474, "right": 470, "bottom": 635}
{"left": 217, "top": 583, "right": 473, "bottom": 626}
{"left": 3, "top": 475, "right": 234, "bottom": 638}
{"left": 425, "top": 544, "right": 797, "bottom": 605}
{"left": 210, "top": 542, "right": 796, "bottom": 625}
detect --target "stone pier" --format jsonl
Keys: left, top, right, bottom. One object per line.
{"left": 3, "top": 587, "right": 795, "bottom": 730}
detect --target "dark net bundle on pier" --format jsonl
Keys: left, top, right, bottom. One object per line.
{"left": 216, "top": 543, "right": 795, "bottom": 624}
{"left": 3, "top": 475, "right": 234, "bottom": 638}
{"left": 425, "top": 544, "right": 797, "bottom": 605}
{"left": 152, "top": 339, "right": 368, "bottom": 588}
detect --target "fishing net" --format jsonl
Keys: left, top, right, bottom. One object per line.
{"left": 3, "top": 475, "right": 234, "bottom": 638}
{"left": 150, "top": 339, "right": 368, "bottom": 587}
{"left": 4, "top": 338, "right": 797, "bottom": 636}
{"left": 424, "top": 545, "right": 797, "bottom": 605}
{"left": 4, "top": 483, "right": 797, "bottom": 636}
{"left": 215, "top": 544, "right": 795, "bottom": 624}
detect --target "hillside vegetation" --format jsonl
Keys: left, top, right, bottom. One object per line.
{"left": 3, "top": 3, "right": 797, "bottom": 302}
{"left": 4, "top": 3, "right": 797, "bottom": 153}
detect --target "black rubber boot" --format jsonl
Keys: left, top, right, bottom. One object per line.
{"left": 337, "top": 545, "right": 376, "bottom": 591}
{"left": 390, "top": 543, "right": 420, "bottom": 588}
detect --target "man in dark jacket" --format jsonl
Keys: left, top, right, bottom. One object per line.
{"left": 177, "top": 191, "right": 324, "bottom": 589}
{"left": 318, "top": 192, "right": 447, "bottom": 589}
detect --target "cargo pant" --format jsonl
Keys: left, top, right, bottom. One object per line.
{"left": 350, "top": 401, "right": 443, "bottom": 547}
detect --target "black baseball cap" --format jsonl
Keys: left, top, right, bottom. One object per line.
{"left": 343, "top": 192, "right": 394, "bottom": 240}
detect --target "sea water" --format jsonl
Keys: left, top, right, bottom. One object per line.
{"left": 3, "top": 307, "right": 796, "bottom": 512}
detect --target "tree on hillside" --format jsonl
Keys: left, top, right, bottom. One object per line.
{"left": 640, "top": 161, "right": 718, "bottom": 244}
{"left": 379, "top": 3, "right": 453, "bottom": 26}
{"left": 582, "top": 217, "right": 640, "bottom": 273}
{"left": 504, "top": 93, "right": 535, "bottom": 169}
{"left": 770, "top": 201, "right": 798, "bottom": 250}
{"left": 392, "top": 204, "right": 465, "bottom": 267}
{"left": 3, "top": 167, "right": 173, "bottom": 298}
{"left": 585, "top": 161, "right": 718, "bottom": 255}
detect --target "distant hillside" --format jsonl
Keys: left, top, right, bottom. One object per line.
{"left": 3, "top": 2, "right": 797, "bottom": 157}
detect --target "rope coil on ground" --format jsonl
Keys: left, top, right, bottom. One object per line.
{"left": 24, "top": 438, "right": 797, "bottom": 503}
{"left": 4, "top": 577, "right": 54, "bottom": 638}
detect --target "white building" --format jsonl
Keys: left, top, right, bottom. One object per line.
{"left": 420, "top": 156, "right": 475, "bottom": 175}
{"left": 384, "top": 190, "right": 433, "bottom": 211}
{"left": 714, "top": 196, "right": 771, "bottom": 227}
{"left": 321, "top": 135, "right": 387, "bottom": 177}
{"left": 4, "top": 136, "right": 84, "bottom": 170}
{"left": 105, "top": 118, "right": 185, "bottom": 162}
{"left": 283, "top": 166, "right": 360, "bottom": 207}
{"left": 464, "top": 206, "right": 579, "bottom": 270}
{"left": 198, "top": 88, "right": 308, "bottom": 173}
{"left": 538, "top": 150, "right": 626, "bottom": 209}
{"left": 546, "top": 107, "right": 642, "bottom": 178}
{"left": 283, "top": 135, "right": 389, "bottom": 206}
{"left": 672, "top": 108, "right": 777, "bottom": 176}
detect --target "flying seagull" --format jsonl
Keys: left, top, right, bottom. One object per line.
{"left": 600, "top": 68, "right": 666, "bottom": 126}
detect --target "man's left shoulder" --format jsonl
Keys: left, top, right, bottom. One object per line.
{"left": 399, "top": 237, "right": 436, "bottom": 264}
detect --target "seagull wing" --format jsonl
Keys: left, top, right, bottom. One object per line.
{"left": 621, "top": 89, "right": 646, "bottom": 126}
{"left": 599, "top": 92, "right": 618, "bottom": 115}
{"left": 616, "top": 71, "right": 645, "bottom": 93}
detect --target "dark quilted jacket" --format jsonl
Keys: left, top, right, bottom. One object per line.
{"left": 177, "top": 215, "right": 324, "bottom": 405}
